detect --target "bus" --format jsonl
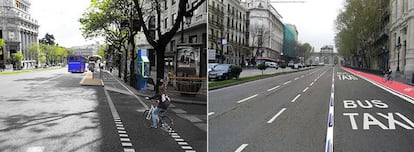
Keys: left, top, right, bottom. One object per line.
{"left": 68, "top": 55, "right": 87, "bottom": 73}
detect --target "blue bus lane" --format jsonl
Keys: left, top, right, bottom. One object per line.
{"left": 334, "top": 68, "right": 414, "bottom": 151}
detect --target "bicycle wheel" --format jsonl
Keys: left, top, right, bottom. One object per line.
{"left": 159, "top": 115, "right": 174, "bottom": 136}
{"left": 142, "top": 110, "right": 152, "bottom": 128}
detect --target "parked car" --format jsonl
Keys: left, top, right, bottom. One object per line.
{"left": 288, "top": 61, "right": 294, "bottom": 68}
{"left": 208, "top": 64, "right": 239, "bottom": 81}
{"left": 265, "top": 61, "right": 279, "bottom": 69}
{"left": 208, "top": 63, "right": 218, "bottom": 73}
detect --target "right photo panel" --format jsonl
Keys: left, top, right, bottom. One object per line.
{"left": 208, "top": 0, "right": 414, "bottom": 152}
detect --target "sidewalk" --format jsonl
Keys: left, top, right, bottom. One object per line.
{"left": 342, "top": 67, "right": 414, "bottom": 100}
{"left": 102, "top": 69, "right": 206, "bottom": 105}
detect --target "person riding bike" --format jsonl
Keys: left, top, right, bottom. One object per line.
{"left": 146, "top": 85, "right": 171, "bottom": 128}
{"left": 384, "top": 67, "right": 392, "bottom": 80}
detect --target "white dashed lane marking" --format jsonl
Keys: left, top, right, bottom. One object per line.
{"left": 303, "top": 87, "right": 309, "bottom": 92}
{"left": 291, "top": 94, "right": 301, "bottom": 103}
{"left": 237, "top": 94, "right": 258, "bottom": 103}
{"left": 283, "top": 81, "right": 292, "bottom": 85}
{"left": 267, "top": 85, "right": 280, "bottom": 91}
{"left": 208, "top": 112, "right": 215, "bottom": 116}
{"left": 267, "top": 108, "right": 287, "bottom": 123}
{"left": 235, "top": 144, "right": 248, "bottom": 152}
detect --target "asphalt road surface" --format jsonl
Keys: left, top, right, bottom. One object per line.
{"left": 208, "top": 66, "right": 414, "bottom": 152}
{"left": 0, "top": 68, "right": 206, "bottom": 152}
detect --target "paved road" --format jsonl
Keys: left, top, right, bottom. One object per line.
{"left": 208, "top": 66, "right": 414, "bottom": 152}
{"left": 0, "top": 68, "right": 206, "bottom": 152}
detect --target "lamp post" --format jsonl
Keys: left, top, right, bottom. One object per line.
{"left": 396, "top": 37, "right": 401, "bottom": 72}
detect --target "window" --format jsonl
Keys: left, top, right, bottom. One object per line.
{"left": 172, "top": 13, "right": 176, "bottom": 26}
{"left": 172, "top": 0, "right": 176, "bottom": 5}
{"left": 164, "top": 18, "right": 168, "bottom": 29}
{"left": 189, "top": 35, "right": 197, "bottom": 43}
{"left": 164, "top": 0, "right": 168, "bottom": 10}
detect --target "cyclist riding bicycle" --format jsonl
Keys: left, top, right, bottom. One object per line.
{"left": 384, "top": 67, "right": 392, "bottom": 80}
{"left": 146, "top": 84, "right": 171, "bottom": 128}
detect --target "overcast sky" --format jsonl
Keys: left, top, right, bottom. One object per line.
{"left": 30, "top": 0, "right": 98, "bottom": 48}
{"left": 272, "top": 0, "right": 344, "bottom": 52}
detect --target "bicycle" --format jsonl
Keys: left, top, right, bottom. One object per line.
{"left": 382, "top": 73, "right": 393, "bottom": 83}
{"left": 142, "top": 99, "right": 174, "bottom": 136}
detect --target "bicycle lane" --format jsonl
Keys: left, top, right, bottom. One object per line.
{"left": 101, "top": 73, "right": 204, "bottom": 151}
{"left": 334, "top": 67, "right": 414, "bottom": 151}
{"left": 342, "top": 67, "right": 414, "bottom": 100}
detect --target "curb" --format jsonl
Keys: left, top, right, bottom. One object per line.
{"left": 209, "top": 67, "right": 315, "bottom": 90}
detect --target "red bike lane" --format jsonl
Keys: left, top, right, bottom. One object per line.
{"left": 341, "top": 67, "right": 414, "bottom": 100}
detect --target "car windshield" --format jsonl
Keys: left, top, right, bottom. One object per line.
{"left": 214, "top": 65, "right": 229, "bottom": 71}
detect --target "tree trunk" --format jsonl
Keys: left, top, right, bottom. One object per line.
{"left": 155, "top": 46, "right": 166, "bottom": 94}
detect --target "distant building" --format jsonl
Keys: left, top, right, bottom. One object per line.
{"left": 0, "top": 0, "right": 39, "bottom": 68}
{"left": 390, "top": 0, "right": 414, "bottom": 79}
{"left": 306, "top": 45, "right": 344, "bottom": 65}
{"left": 282, "top": 24, "right": 298, "bottom": 60}
{"left": 243, "top": 0, "right": 284, "bottom": 65}
{"left": 71, "top": 43, "right": 99, "bottom": 57}
{"left": 208, "top": 0, "right": 225, "bottom": 63}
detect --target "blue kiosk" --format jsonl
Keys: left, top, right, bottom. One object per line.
{"left": 135, "top": 49, "right": 150, "bottom": 90}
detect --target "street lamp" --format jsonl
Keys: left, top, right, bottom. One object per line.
{"left": 396, "top": 37, "right": 401, "bottom": 72}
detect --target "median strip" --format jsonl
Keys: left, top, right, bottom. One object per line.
{"left": 237, "top": 94, "right": 258, "bottom": 103}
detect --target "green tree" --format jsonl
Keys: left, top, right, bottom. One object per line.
{"left": 257, "top": 63, "right": 266, "bottom": 76}
{"left": 8, "top": 52, "right": 24, "bottom": 69}
{"left": 39, "top": 33, "right": 56, "bottom": 45}
{"left": 98, "top": 44, "right": 108, "bottom": 61}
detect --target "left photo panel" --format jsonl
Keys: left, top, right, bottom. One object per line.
{"left": 0, "top": 0, "right": 207, "bottom": 152}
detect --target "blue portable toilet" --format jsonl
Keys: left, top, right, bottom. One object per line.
{"left": 136, "top": 49, "right": 150, "bottom": 90}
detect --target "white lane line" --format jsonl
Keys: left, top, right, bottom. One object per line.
{"left": 314, "top": 78, "right": 318, "bottom": 82}
{"left": 294, "top": 77, "right": 299, "bottom": 80}
{"left": 310, "top": 82, "right": 314, "bottom": 86}
{"left": 267, "top": 85, "right": 280, "bottom": 91}
{"left": 178, "top": 142, "right": 189, "bottom": 145}
{"left": 120, "top": 138, "right": 131, "bottom": 142}
{"left": 267, "top": 108, "right": 287, "bottom": 123}
{"left": 303, "top": 87, "right": 309, "bottom": 93}
{"left": 124, "top": 148, "right": 135, "bottom": 152}
{"left": 208, "top": 112, "right": 215, "bottom": 116}
{"left": 237, "top": 94, "right": 258, "bottom": 103}
{"left": 181, "top": 146, "right": 193, "bottom": 149}
{"left": 291, "top": 94, "right": 301, "bottom": 102}
{"left": 325, "top": 68, "right": 335, "bottom": 152}
{"left": 234, "top": 144, "right": 248, "bottom": 152}
{"left": 122, "top": 143, "right": 132, "bottom": 147}
{"left": 283, "top": 81, "right": 291, "bottom": 85}
{"left": 27, "top": 146, "right": 44, "bottom": 152}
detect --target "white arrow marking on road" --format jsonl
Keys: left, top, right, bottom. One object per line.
{"left": 237, "top": 94, "right": 258, "bottom": 103}
{"left": 291, "top": 94, "right": 301, "bottom": 102}
{"left": 267, "top": 85, "right": 280, "bottom": 91}
{"left": 267, "top": 108, "right": 287, "bottom": 123}
{"left": 235, "top": 144, "right": 248, "bottom": 152}
{"left": 208, "top": 112, "right": 215, "bottom": 116}
{"left": 303, "top": 87, "right": 309, "bottom": 93}
{"left": 283, "top": 81, "right": 291, "bottom": 85}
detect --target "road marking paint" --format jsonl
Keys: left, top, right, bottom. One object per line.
{"left": 237, "top": 94, "right": 258, "bottom": 103}
{"left": 294, "top": 77, "right": 299, "bottom": 80}
{"left": 118, "top": 130, "right": 126, "bottom": 133}
{"left": 283, "top": 81, "right": 291, "bottom": 85}
{"left": 314, "top": 78, "right": 318, "bottom": 82}
{"left": 119, "top": 134, "right": 128, "bottom": 137}
{"left": 27, "top": 147, "right": 44, "bottom": 152}
{"left": 172, "top": 135, "right": 181, "bottom": 138}
{"left": 234, "top": 144, "right": 248, "bottom": 152}
{"left": 303, "top": 87, "right": 309, "bottom": 92}
{"left": 267, "top": 108, "right": 287, "bottom": 123}
{"left": 182, "top": 146, "right": 193, "bottom": 149}
{"left": 120, "top": 138, "right": 131, "bottom": 142}
{"left": 124, "top": 148, "right": 135, "bottom": 152}
{"left": 291, "top": 94, "right": 301, "bottom": 102}
{"left": 267, "top": 85, "right": 280, "bottom": 91}
{"left": 310, "top": 82, "right": 314, "bottom": 86}
{"left": 178, "top": 142, "right": 189, "bottom": 145}
{"left": 115, "top": 122, "right": 122, "bottom": 124}
{"left": 208, "top": 112, "right": 215, "bottom": 116}
{"left": 116, "top": 124, "right": 123, "bottom": 127}
{"left": 117, "top": 127, "right": 125, "bottom": 130}
{"left": 185, "top": 151, "right": 196, "bottom": 152}
{"left": 175, "top": 138, "right": 185, "bottom": 141}
{"left": 122, "top": 143, "right": 132, "bottom": 147}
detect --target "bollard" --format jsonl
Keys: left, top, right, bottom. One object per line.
{"left": 412, "top": 73, "right": 414, "bottom": 84}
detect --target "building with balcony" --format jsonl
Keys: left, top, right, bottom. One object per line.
{"left": 208, "top": 0, "right": 224, "bottom": 63}
{"left": 0, "top": 0, "right": 39, "bottom": 69}
{"left": 389, "top": 0, "right": 414, "bottom": 79}
{"left": 242, "top": 0, "right": 284, "bottom": 65}
{"left": 137, "top": 0, "right": 207, "bottom": 77}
